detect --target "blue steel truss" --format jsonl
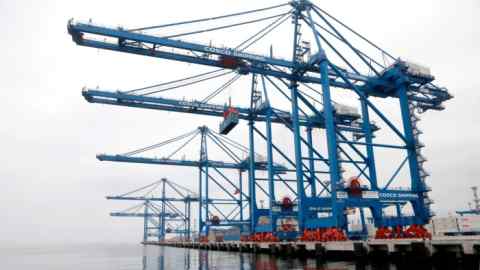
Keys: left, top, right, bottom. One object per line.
{"left": 69, "top": 0, "right": 453, "bottom": 240}
{"left": 99, "top": 126, "right": 287, "bottom": 237}
{"left": 108, "top": 178, "right": 197, "bottom": 241}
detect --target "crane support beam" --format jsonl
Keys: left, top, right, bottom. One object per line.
{"left": 110, "top": 213, "right": 177, "bottom": 218}
{"left": 98, "top": 154, "right": 239, "bottom": 169}
{"left": 97, "top": 154, "right": 284, "bottom": 171}
{"left": 83, "top": 89, "right": 367, "bottom": 132}
{"left": 68, "top": 22, "right": 365, "bottom": 87}
{"left": 106, "top": 196, "right": 198, "bottom": 202}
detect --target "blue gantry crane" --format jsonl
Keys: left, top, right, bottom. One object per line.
{"left": 99, "top": 126, "right": 289, "bottom": 240}
{"left": 69, "top": 0, "right": 452, "bottom": 241}
{"left": 108, "top": 178, "right": 197, "bottom": 242}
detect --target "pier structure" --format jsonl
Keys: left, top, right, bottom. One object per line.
{"left": 146, "top": 237, "right": 480, "bottom": 263}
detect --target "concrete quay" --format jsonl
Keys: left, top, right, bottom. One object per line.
{"left": 143, "top": 236, "right": 480, "bottom": 264}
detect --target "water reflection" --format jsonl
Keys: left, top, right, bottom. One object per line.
{"left": 140, "top": 246, "right": 398, "bottom": 270}
{"left": 2, "top": 244, "right": 472, "bottom": 270}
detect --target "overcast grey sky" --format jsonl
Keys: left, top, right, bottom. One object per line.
{"left": 1, "top": 0, "right": 479, "bottom": 245}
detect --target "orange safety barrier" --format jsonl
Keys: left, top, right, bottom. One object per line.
{"left": 404, "top": 224, "right": 432, "bottom": 239}
{"left": 375, "top": 225, "right": 432, "bottom": 240}
{"left": 248, "top": 232, "right": 279, "bottom": 242}
{"left": 300, "top": 228, "right": 347, "bottom": 242}
{"left": 375, "top": 227, "right": 393, "bottom": 239}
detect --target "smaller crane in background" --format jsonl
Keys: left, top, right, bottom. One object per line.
{"left": 108, "top": 178, "right": 198, "bottom": 242}
{"left": 457, "top": 186, "right": 480, "bottom": 216}
{"left": 472, "top": 186, "right": 480, "bottom": 212}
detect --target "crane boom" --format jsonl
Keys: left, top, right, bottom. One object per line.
{"left": 68, "top": 21, "right": 363, "bottom": 88}
{"left": 83, "top": 89, "right": 365, "bottom": 132}
{"left": 106, "top": 196, "right": 198, "bottom": 202}
{"left": 97, "top": 154, "right": 286, "bottom": 172}
{"left": 69, "top": 20, "right": 451, "bottom": 109}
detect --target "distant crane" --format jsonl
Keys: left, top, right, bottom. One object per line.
{"left": 99, "top": 126, "right": 288, "bottom": 240}
{"left": 108, "top": 178, "right": 197, "bottom": 242}
{"left": 473, "top": 187, "right": 480, "bottom": 211}
{"left": 457, "top": 186, "right": 480, "bottom": 216}
{"left": 69, "top": 0, "right": 452, "bottom": 241}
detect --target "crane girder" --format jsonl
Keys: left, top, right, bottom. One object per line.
{"left": 106, "top": 196, "right": 198, "bottom": 202}
{"left": 83, "top": 89, "right": 365, "bottom": 132}
{"left": 68, "top": 21, "right": 370, "bottom": 90}
{"left": 97, "top": 154, "right": 286, "bottom": 172}
{"left": 110, "top": 212, "right": 177, "bottom": 218}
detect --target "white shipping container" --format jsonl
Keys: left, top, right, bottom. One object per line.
{"left": 366, "top": 224, "right": 376, "bottom": 237}
{"left": 208, "top": 231, "right": 216, "bottom": 242}
{"left": 458, "top": 216, "right": 480, "bottom": 233}
{"left": 425, "top": 223, "right": 433, "bottom": 235}
{"left": 349, "top": 223, "right": 363, "bottom": 232}
{"left": 334, "top": 104, "right": 360, "bottom": 117}
{"left": 431, "top": 217, "right": 459, "bottom": 235}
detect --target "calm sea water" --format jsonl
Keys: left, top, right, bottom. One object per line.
{"left": 0, "top": 244, "right": 475, "bottom": 270}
